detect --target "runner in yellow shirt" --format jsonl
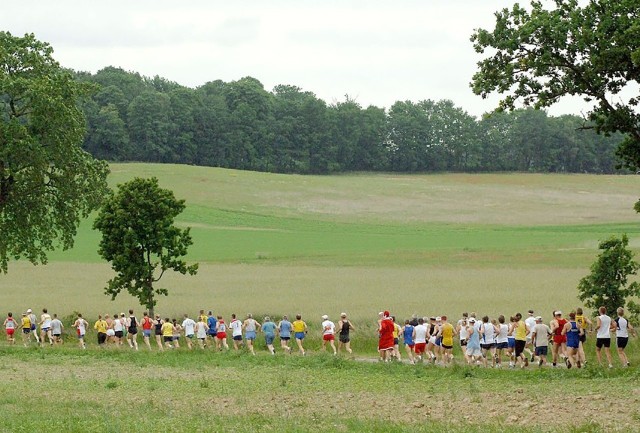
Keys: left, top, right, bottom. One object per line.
{"left": 161, "top": 318, "right": 174, "bottom": 349}
{"left": 440, "top": 316, "right": 455, "bottom": 365}
{"left": 94, "top": 315, "right": 108, "bottom": 346}
{"left": 292, "top": 315, "right": 307, "bottom": 355}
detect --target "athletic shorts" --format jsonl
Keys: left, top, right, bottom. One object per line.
{"left": 42, "top": 327, "right": 50, "bottom": 332}
{"left": 481, "top": 343, "right": 496, "bottom": 350}
{"left": 53, "top": 333, "right": 61, "bottom": 338}
{"left": 553, "top": 335, "right": 566, "bottom": 345}
{"left": 405, "top": 343, "right": 415, "bottom": 349}
{"left": 216, "top": 332, "right": 227, "bottom": 339}
{"left": 617, "top": 337, "right": 628, "bottom": 349}
{"left": 339, "top": 335, "right": 350, "bottom": 343}
{"left": 435, "top": 337, "right": 442, "bottom": 347}
{"left": 233, "top": 335, "right": 242, "bottom": 341}
{"left": 143, "top": 330, "right": 151, "bottom": 338}
{"left": 106, "top": 329, "right": 115, "bottom": 337}
{"left": 515, "top": 340, "right": 526, "bottom": 357}
{"left": 280, "top": 336, "right": 291, "bottom": 341}
{"left": 30, "top": 325, "right": 36, "bottom": 331}
{"left": 295, "top": 332, "right": 305, "bottom": 340}
{"left": 442, "top": 344, "right": 453, "bottom": 350}
{"left": 414, "top": 342, "right": 426, "bottom": 354}
{"left": 163, "top": 336, "right": 172, "bottom": 343}
{"left": 323, "top": 334, "right": 334, "bottom": 341}
{"left": 23, "top": 329, "right": 31, "bottom": 334}
{"left": 155, "top": 330, "right": 162, "bottom": 336}
{"left": 128, "top": 328, "right": 137, "bottom": 335}
{"left": 535, "top": 346, "right": 548, "bottom": 356}
{"left": 172, "top": 336, "right": 180, "bottom": 341}
{"left": 245, "top": 331, "right": 256, "bottom": 341}
{"left": 186, "top": 334, "right": 194, "bottom": 339}
{"left": 115, "top": 331, "right": 123, "bottom": 338}
{"left": 496, "top": 342, "right": 508, "bottom": 350}
{"left": 97, "top": 333, "right": 107, "bottom": 344}
{"left": 265, "top": 335, "right": 275, "bottom": 345}
{"left": 6, "top": 329, "right": 14, "bottom": 336}
{"left": 428, "top": 336, "right": 436, "bottom": 345}
{"left": 460, "top": 339, "right": 467, "bottom": 347}
{"left": 596, "top": 338, "right": 611, "bottom": 348}
{"left": 466, "top": 347, "right": 482, "bottom": 357}
{"left": 78, "top": 333, "right": 85, "bottom": 339}
{"left": 579, "top": 334, "right": 586, "bottom": 343}
{"left": 508, "top": 338, "right": 515, "bottom": 349}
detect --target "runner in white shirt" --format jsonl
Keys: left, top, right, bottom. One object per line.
{"left": 229, "top": 314, "right": 243, "bottom": 351}
{"left": 595, "top": 306, "right": 613, "bottom": 368}
{"left": 495, "top": 315, "right": 510, "bottom": 367}
{"left": 182, "top": 314, "right": 196, "bottom": 350}
{"left": 480, "top": 316, "right": 498, "bottom": 367}
{"left": 39, "top": 308, "right": 53, "bottom": 346}
{"left": 320, "top": 315, "right": 337, "bottom": 355}
{"left": 524, "top": 309, "right": 537, "bottom": 362}
{"left": 73, "top": 313, "right": 88, "bottom": 349}
{"left": 412, "top": 318, "right": 429, "bottom": 362}
{"left": 195, "top": 316, "right": 208, "bottom": 349}
{"left": 614, "top": 307, "right": 636, "bottom": 367}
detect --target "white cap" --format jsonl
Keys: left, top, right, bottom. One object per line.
{"left": 469, "top": 318, "right": 476, "bottom": 323}
{"left": 26, "top": 309, "right": 32, "bottom": 313}
{"left": 536, "top": 316, "right": 543, "bottom": 321}
{"left": 555, "top": 311, "right": 562, "bottom": 316}
{"left": 436, "top": 316, "right": 441, "bottom": 322}
{"left": 321, "top": 314, "right": 328, "bottom": 320}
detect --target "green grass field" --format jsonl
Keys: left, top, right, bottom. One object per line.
{"left": 2, "top": 164, "right": 640, "bottom": 432}
{"left": 3, "top": 164, "right": 640, "bottom": 323}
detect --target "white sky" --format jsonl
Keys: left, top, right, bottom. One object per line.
{"left": 3, "top": 0, "right": 593, "bottom": 117}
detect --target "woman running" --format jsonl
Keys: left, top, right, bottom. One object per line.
{"left": 378, "top": 311, "right": 395, "bottom": 362}
{"left": 4, "top": 312, "right": 16, "bottom": 344}
{"left": 575, "top": 307, "right": 592, "bottom": 366}
{"left": 243, "top": 314, "right": 260, "bottom": 355}
{"left": 495, "top": 315, "right": 509, "bottom": 368}
{"left": 337, "top": 313, "right": 354, "bottom": 355}
{"left": 153, "top": 314, "right": 164, "bottom": 351}
{"left": 141, "top": 312, "right": 153, "bottom": 350}
{"left": 614, "top": 307, "right": 636, "bottom": 367}
{"left": 402, "top": 319, "right": 415, "bottom": 364}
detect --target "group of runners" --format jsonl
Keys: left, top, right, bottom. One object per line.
{"left": 376, "top": 306, "right": 636, "bottom": 368}
{"left": 2, "top": 308, "right": 356, "bottom": 356}
{"left": 3, "top": 305, "right": 636, "bottom": 368}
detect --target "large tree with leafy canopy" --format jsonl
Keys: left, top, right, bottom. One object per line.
{"left": 93, "top": 177, "right": 198, "bottom": 317}
{"left": 470, "top": 0, "right": 640, "bottom": 170}
{"left": 0, "top": 32, "right": 109, "bottom": 272}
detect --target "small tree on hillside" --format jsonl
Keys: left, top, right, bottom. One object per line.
{"left": 93, "top": 177, "right": 198, "bottom": 317}
{"left": 577, "top": 234, "right": 640, "bottom": 320}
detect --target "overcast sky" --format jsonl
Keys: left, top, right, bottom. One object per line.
{"left": 3, "top": 0, "right": 592, "bottom": 117}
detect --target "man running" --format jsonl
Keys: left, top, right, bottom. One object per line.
{"left": 531, "top": 316, "right": 551, "bottom": 367}
{"left": 614, "top": 307, "right": 636, "bottom": 367}
{"left": 550, "top": 311, "right": 567, "bottom": 367}
{"left": 378, "top": 311, "right": 395, "bottom": 362}
{"left": 73, "top": 313, "right": 88, "bottom": 349}
{"left": 336, "top": 313, "right": 354, "bottom": 355}
{"left": 412, "top": 318, "right": 429, "bottom": 362}
{"left": 3, "top": 312, "right": 16, "bottom": 344}
{"left": 51, "top": 314, "right": 63, "bottom": 345}
{"left": 562, "top": 312, "right": 582, "bottom": 368}
{"left": 94, "top": 314, "right": 108, "bottom": 347}
{"left": 262, "top": 316, "right": 277, "bottom": 355}
{"left": 595, "top": 306, "right": 614, "bottom": 368}
{"left": 292, "top": 314, "right": 308, "bottom": 356}
{"left": 402, "top": 319, "right": 415, "bottom": 364}
{"left": 229, "top": 314, "right": 243, "bottom": 351}
{"left": 440, "top": 316, "right": 455, "bottom": 365}
{"left": 182, "top": 314, "right": 196, "bottom": 350}
{"left": 278, "top": 315, "right": 292, "bottom": 354}
{"left": 40, "top": 308, "right": 53, "bottom": 346}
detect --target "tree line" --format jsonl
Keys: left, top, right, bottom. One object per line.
{"left": 76, "top": 67, "right": 624, "bottom": 175}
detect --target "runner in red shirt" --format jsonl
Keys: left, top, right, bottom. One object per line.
{"left": 378, "top": 311, "right": 395, "bottom": 362}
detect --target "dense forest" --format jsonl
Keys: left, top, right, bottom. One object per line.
{"left": 76, "top": 67, "right": 624, "bottom": 174}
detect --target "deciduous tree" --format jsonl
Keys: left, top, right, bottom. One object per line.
{"left": 0, "top": 32, "right": 109, "bottom": 272}
{"left": 93, "top": 177, "right": 198, "bottom": 317}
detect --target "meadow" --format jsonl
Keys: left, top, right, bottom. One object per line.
{"left": 3, "top": 163, "right": 640, "bottom": 324}
{"left": 1, "top": 164, "right": 640, "bottom": 432}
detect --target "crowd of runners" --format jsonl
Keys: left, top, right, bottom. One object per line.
{"left": 377, "top": 307, "right": 636, "bottom": 368}
{"left": 2, "top": 306, "right": 636, "bottom": 368}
